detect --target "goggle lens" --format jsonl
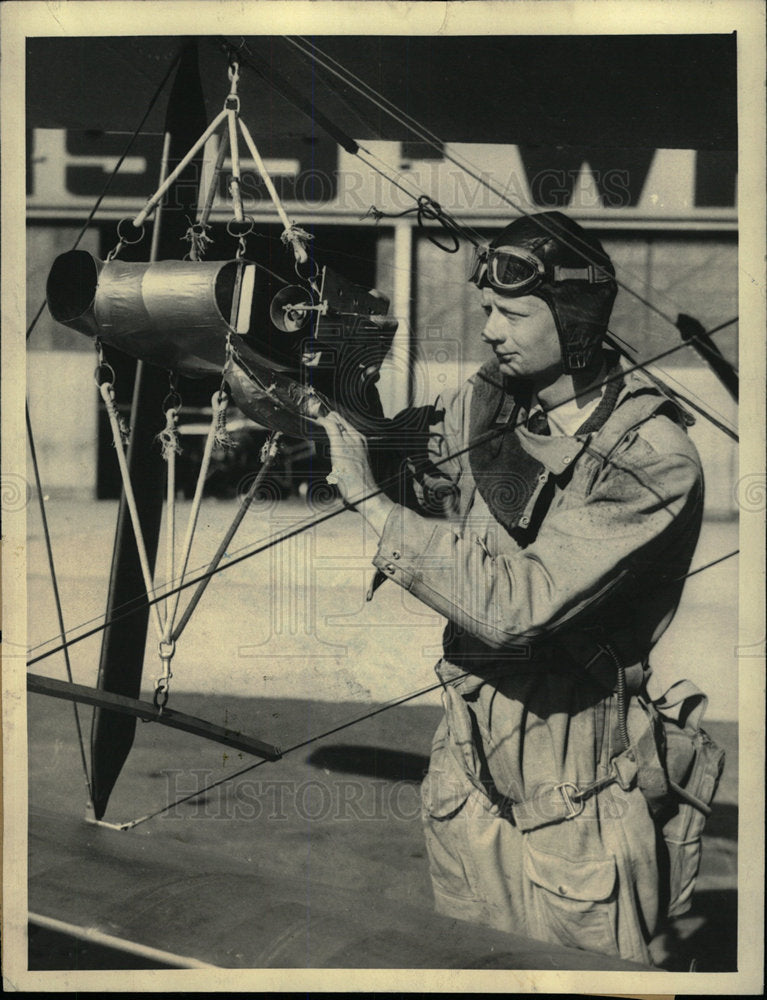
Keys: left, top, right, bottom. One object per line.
{"left": 489, "top": 251, "right": 542, "bottom": 291}
{"left": 469, "top": 245, "right": 544, "bottom": 293}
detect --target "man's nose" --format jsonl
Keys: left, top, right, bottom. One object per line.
{"left": 482, "top": 309, "right": 505, "bottom": 344}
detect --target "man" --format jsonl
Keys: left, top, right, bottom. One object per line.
{"left": 317, "top": 211, "right": 712, "bottom": 966}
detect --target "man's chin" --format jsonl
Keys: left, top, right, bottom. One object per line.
{"left": 497, "top": 358, "right": 521, "bottom": 377}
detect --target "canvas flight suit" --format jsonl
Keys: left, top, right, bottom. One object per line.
{"left": 370, "top": 357, "right": 704, "bottom": 965}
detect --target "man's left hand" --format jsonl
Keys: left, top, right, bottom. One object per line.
{"left": 319, "top": 411, "right": 394, "bottom": 535}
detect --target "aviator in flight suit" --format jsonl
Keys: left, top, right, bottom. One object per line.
{"left": 369, "top": 356, "right": 704, "bottom": 965}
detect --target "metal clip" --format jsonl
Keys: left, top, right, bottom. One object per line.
{"left": 555, "top": 781, "right": 585, "bottom": 820}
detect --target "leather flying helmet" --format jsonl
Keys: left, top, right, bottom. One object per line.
{"left": 470, "top": 211, "right": 617, "bottom": 371}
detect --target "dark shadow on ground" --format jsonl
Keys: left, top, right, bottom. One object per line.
{"left": 703, "top": 800, "right": 737, "bottom": 841}
{"left": 653, "top": 889, "right": 738, "bottom": 972}
{"left": 29, "top": 923, "right": 173, "bottom": 971}
{"left": 306, "top": 744, "right": 430, "bottom": 783}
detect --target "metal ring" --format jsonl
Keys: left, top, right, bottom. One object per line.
{"left": 294, "top": 256, "right": 320, "bottom": 283}
{"left": 555, "top": 781, "right": 585, "bottom": 820}
{"left": 227, "top": 216, "right": 255, "bottom": 239}
{"left": 158, "top": 640, "right": 176, "bottom": 660}
{"left": 153, "top": 686, "right": 170, "bottom": 710}
{"left": 94, "top": 362, "right": 116, "bottom": 387}
{"left": 162, "top": 391, "right": 183, "bottom": 414}
{"left": 116, "top": 218, "right": 145, "bottom": 246}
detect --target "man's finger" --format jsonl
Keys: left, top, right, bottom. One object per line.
{"left": 330, "top": 412, "right": 365, "bottom": 442}
{"left": 318, "top": 416, "right": 345, "bottom": 453}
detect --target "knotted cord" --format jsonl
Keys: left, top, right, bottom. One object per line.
{"left": 96, "top": 352, "right": 165, "bottom": 644}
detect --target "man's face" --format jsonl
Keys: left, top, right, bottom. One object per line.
{"left": 480, "top": 288, "right": 563, "bottom": 382}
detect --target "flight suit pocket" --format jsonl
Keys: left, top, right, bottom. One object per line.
{"left": 524, "top": 844, "right": 619, "bottom": 955}
{"left": 421, "top": 740, "right": 478, "bottom": 902}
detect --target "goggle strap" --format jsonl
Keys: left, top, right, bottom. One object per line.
{"left": 552, "top": 265, "right": 613, "bottom": 285}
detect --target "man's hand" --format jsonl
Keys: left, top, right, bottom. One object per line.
{"left": 318, "top": 411, "right": 394, "bottom": 536}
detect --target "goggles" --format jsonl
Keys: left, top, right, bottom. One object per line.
{"left": 469, "top": 244, "right": 612, "bottom": 294}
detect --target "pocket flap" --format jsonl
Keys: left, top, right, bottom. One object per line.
{"left": 524, "top": 845, "right": 617, "bottom": 902}
{"left": 421, "top": 744, "right": 472, "bottom": 819}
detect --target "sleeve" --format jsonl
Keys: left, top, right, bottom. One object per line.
{"left": 371, "top": 419, "right": 704, "bottom": 649}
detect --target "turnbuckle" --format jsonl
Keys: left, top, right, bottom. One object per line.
{"left": 155, "top": 640, "right": 176, "bottom": 711}
{"left": 226, "top": 59, "right": 241, "bottom": 111}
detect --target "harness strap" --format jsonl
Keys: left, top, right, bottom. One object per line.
{"left": 510, "top": 749, "right": 638, "bottom": 833}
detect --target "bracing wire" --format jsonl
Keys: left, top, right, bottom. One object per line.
{"left": 112, "top": 543, "right": 738, "bottom": 831}
{"left": 218, "top": 34, "right": 737, "bottom": 439}
{"left": 277, "top": 34, "right": 738, "bottom": 435}
{"left": 282, "top": 34, "right": 729, "bottom": 334}
{"left": 26, "top": 404, "right": 93, "bottom": 808}
{"left": 24, "top": 42, "right": 185, "bottom": 803}
{"left": 27, "top": 314, "right": 739, "bottom": 667}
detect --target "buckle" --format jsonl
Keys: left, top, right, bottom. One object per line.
{"left": 555, "top": 781, "right": 585, "bottom": 820}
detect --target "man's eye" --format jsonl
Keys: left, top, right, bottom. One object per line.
{"left": 482, "top": 306, "right": 492, "bottom": 317}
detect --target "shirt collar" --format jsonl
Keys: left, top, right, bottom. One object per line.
{"left": 529, "top": 383, "right": 604, "bottom": 438}
{"left": 519, "top": 386, "right": 604, "bottom": 474}
{"left": 516, "top": 423, "right": 589, "bottom": 475}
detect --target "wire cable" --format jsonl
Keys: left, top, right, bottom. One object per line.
{"left": 109, "top": 542, "right": 738, "bottom": 830}
{"left": 277, "top": 35, "right": 739, "bottom": 438}
{"left": 283, "top": 35, "right": 726, "bottom": 335}
{"left": 26, "top": 403, "right": 93, "bottom": 808}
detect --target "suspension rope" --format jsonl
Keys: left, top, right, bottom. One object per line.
{"left": 225, "top": 35, "right": 485, "bottom": 253}
{"left": 171, "top": 432, "right": 283, "bottom": 643}
{"left": 161, "top": 391, "right": 228, "bottom": 646}
{"left": 96, "top": 360, "right": 165, "bottom": 642}
{"left": 132, "top": 109, "right": 230, "bottom": 232}
{"left": 197, "top": 128, "right": 230, "bottom": 234}
{"left": 237, "top": 116, "right": 311, "bottom": 264}
{"left": 226, "top": 62, "right": 246, "bottom": 224}
{"left": 156, "top": 384, "right": 182, "bottom": 707}
{"left": 27, "top": 314, "right": 739, "bottom": 668}
{"left": 26, "top": 404, "right": 93, "bottom": 809}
